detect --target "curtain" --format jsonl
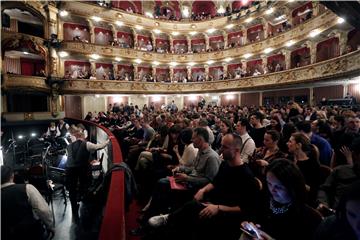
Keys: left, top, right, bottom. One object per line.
{"left": 4, "top": 57, "right": 21, "bottom": 74}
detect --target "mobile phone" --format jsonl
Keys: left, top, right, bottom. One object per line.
{"left": 240, "top": 223, "right": 261, "bottom": 239}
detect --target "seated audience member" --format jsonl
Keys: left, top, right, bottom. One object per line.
{"left": 250, "top": 130, "right": 286, "bottom": 179}
{"left": 278, "top": 122, "right": 297, "bottom": 154}
{"left": 317, "top": 137, "right": 360, "bottom": 210}
{"left": 240, "top": 159, "right": 322, "bottom": 240}
{"left": 1, "top": 165, "right": 54, "bottom": 239}
{"left": 287, "top": 132, "right": 321, "bottom": 207}
{"left": 148, "top": 133, "right": 260, "bottom": 240}
{"left": 296, "top": 121, "right": 332, "bottom": 166}
{"left": 133, "top": 128, "right": 220, "bottom": 234}
{"left": 198, "top": 119, "right": 215, "bottom": 145}
{"left": 172, "top": 128, "right": 198, "bottom": 169}
{"left": 212, "top": 118, "right": 233, "bottom": 152}
{"left": 266, "top": 115, "right": 282, "bottom": 132}
{"left": 235, "top": 118, "right": 256, "bottom": 163}
{"left": 315, "top": 180, "right": 360, "bottom": 240}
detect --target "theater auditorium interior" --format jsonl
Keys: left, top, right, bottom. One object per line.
{"left": 1, "top": 1, "right": 360, "bottom": 240}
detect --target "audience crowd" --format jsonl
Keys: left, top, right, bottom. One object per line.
{"left": 83, "top": 100, "right": 360, "bottom": 240}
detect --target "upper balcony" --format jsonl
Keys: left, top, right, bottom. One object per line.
{"left": 3, "top": 50, "right": 359, "bottom": 94}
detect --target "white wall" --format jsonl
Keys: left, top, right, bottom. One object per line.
{"left": 82, "top": 95, "right": 106, "bottom": 116}
{"left": 129, "top": 95, "right": 147, "bottom": 108}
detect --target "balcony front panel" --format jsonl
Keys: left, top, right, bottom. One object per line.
{"left": 2, "top": 75, "right": 49, "bottom": 92}
{"left": 60, "top": 50, "right": 360, "bottom": 94}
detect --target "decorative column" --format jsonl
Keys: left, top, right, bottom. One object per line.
{"left": 186, "top": 35, "right": 192, "bottom": 52}
{"left": 309, "top": 87, "right": 314, "bottom": 106}
{"left": 241, "top": 60, "right": 247, "bottom": 74}
{"left": 187, "top": 66, "right": 192, "bottom": 81}
{"left": 110, "top": 24, "right": 117, "bottom": 42}
{"left": 242, "top": 27, "right": 248, "bottom": 45}
{"left": 261, "top": 55, "right": 268, "bottom": 71}
{"left": 305, "top": 40, "right": 317, "bottom": 64}
{"left": 222, "top": 30, "right": 228, "bottom": 49}
{"left": 152, "top": 66, "right": 156, "bottom": 81}
{"left": 222, "top": 63, "right": 228, "bottom": 78}
{"left": 87, "top": 20, "right": 95, "bottom": 44}
{"left": 45, "top": 4, "right": 59, "bottom": 77}
{"left": 282, "top": 49, "right": 291, "bottom": 70}
{"left": 112, "top": 61, "right": 118, "bottom": 79}
{"left": 169, "top": 66, "right": 174, "bottom": 82}
{"left": 133, "top": 63, "right": 139, "bottom": 81}
{"left": 204, "top": 34, "right": 209, "bottom": 51}
{"left": 259, "top": 91, "right": 263, "bottom": 106}
{"left": 260, "top": 18, "right": 268, "bottom": 39}
{"left": 132, "top": 29, "right": 138, "bottom": 49}
{"left": 169, "top": 35, "right": 174, "bottom": 53}
{"left": 334, "top": 31, "right": 348, "bottom": 55}
{"left": 151, "top": 32, "right": 156, "bottom": 50}
{"left": 90, "top": 61, "right": 96, "bottom": 77}
{"left": 204, "top": 64, "right": 209, "bottom": 81}
{"left": 312, "top": 1, "right": 320, "bottom": 17}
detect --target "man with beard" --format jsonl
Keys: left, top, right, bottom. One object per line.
{"left": 147, "top": 133, "right": 260, "bottom": 240}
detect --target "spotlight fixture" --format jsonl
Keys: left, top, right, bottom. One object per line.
{"left": 91, "top": 16, "right": 102, "bottom": 22}
{"left": 309, "top": 29, "right": 321, "bottom": 38}
{"left": 337, "top": 17, "right": 345, "bottom": 24}
{"left": 90, "top": 54, "right": 100, "bottom": 59}
{"left": 58, "top": 51, "right": 69, "bottom": 58}
{"left": 206, "top": 60, "right": 214, "bottom": 65}
{"left": 263, "top": 48, "right": 274, "bottom": 54}
{"left": 243, "top": 53, "right": 253, "bottom": 59}
{"left": 59, "top": 10, "right": 68, "bottom": 17}
{"left": 134, "top": 59, "right": 142, "bottom": 64}
{"left": 115, "top": 21, "right": 124, "bottom": 26}
{"left": 285, "top": 40, "right": 295, "bottom": 47}
{"left": 115, "top": 57, "right": 122, "bottom": 61}
{"left": 206, "top": 28, "right": 216, "bottom": 34}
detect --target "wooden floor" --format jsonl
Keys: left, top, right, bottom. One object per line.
{"left": 51, "top": 193, "right": 100, "bottom": 240}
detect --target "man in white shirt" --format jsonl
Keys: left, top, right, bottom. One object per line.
{"left": 235, "top": 118, "right": 256, "bottom": 163}
{"left": 2, "top": 165, "right": 54, "bottom": 239}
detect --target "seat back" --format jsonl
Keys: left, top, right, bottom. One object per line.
{"left": 319, "top": 164, "right": 332, "bottom": 185}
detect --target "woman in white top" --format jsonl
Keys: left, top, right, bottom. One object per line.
{"left": 173, "top": 128, "right": 198, "bottom": 168}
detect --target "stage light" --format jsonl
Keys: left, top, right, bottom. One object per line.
{"left": 152, "top": 61, "right": 160, "bottom": 66}
{"left": 224, "top": 57, "right": 233, "bottom": 62}
{"left": 153, "top": 29, "right": 162, "bottom": 34}
{"left": 337, "top": 17, "right": 345, "bottom": 24}
{"left": 265, "top": 8, "right": 274, "bottom": 15}
{"left": 225, "top": 24, "right": 234, "bottom": 29}
{"left": 263, "top": 48, "right": 274, "bottom": 54}
{"left": 206, "top": 60, "right": 214, "bottom": 65}
{"left": 189, "top": 31, "right": 197, "bottom": 36}
{"left": 207, "top": 28, "right": 216, "bottom": 34}
{"left": 170, "top": 62, "right": 178, "bottom": 67}
{"left": 187, "top": 62, "right": 196, "bottom": 66}
{"left": 18, "top": 135, "right": 24, "bottom": 139}
{"left": 145, "top": 12, "right": 153, "bottom": 18}
{"left": 58, "top": 51, "right": 68, "bottom": 58}
{"left": 59, "top": 10, "right": 68, "bottom": 17}
{"left": 309, "top": 29, "right": 321, "bottom": 38}
{"left": 91, "top": 16, "right": 102, "bottom": 22}
{"left": 30, "top": 133, "right": 37, "bottom": 137}
{"left": 115, "top": 21, "right": 123, "bottom": 26}
{"left": 285, "top": 40, "right": 295, "bottom": 47}
{"left": 245, "top": 17, "right": 253, "bottom": 23}
{"left": 115, "top": 57, "right": 122, "bottom": 61}
{"left": 134, "top": 59, "right": 142, "bottom": 64}
{"left": 243, "top": 53, "right": 253, "bottom": 59}
{"left": 23, "top": 52, "right": 29, "bottom": 55}
{"left": 135, "top": 25, "right": 143, "bottom": 30}
{"left": 90, "top": 54, "right": 100, "bottom": 60}
{"left": 172, "top": 31, "right": 180, "bottom": 36}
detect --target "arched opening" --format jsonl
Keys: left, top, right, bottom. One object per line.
{"left": 192, "top": 1, "right": 216, "bottom": 18}
{"left": 2, "top": 37, "right": 46, "bottom": 76}
{"left": 1, "top": 6, "right": 44, "bottom": 38}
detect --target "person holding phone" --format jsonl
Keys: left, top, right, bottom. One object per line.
{"left": 240, "top": 159, "right": 322, "bottom": 240}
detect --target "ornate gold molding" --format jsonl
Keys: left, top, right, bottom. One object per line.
{"left": 2, "top": 74, "right": 50, "bottom": 92}
{"left": 60, "top": 11, "right": 338, "bottom": 63}
{"left": 59, "top": 50, "right": 360, "bottom": 94}
{"left": 1, "top": 31, "right": 46, "bottom": 48}
{"left": 62, "top": 1, "right": 275, "bottom": 32}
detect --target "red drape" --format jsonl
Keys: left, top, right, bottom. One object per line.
{"left": 316, "top": 37, "right": 340, "bottom": 62}
{"left": 111, "top": 1, "right": 142, "bottom": 14}
{"left": 228, "top": 63, "right": 242, "bottom": 70}
{"left": 173, "top": 68, "right": 186, "bottom": 73}
{"left": 192, "top": 1, "right": 216, "bottom": 16}
{"left": 65, "top": 61, "right": 90, "bottom": 67}
{"left": 191, "top": 67, "right": 205, "bottom": 73}
{"left": 20, "top": 58, "right": 44, "bottom": 76}
{"left": 191, "top": 38, "right": 205, "bottom": 44}
{"left": 173, "top": 39, "right": 187, "bottom": 44}
{"left": 96, "top": 63, "right": 113, "bottom": 69}
{"left": 228, "top": 31, "right": 243, "bottom": 39}
{"left": 63, "top": 23, "right": 89, "bottom": 31}
{"left": 247, "top": 24, "right": 263, "bottom": 34}
{"left": 291, "top": 47, "right": 309, "bottom": 56}
{"left": 268, "top": 54, "right": 285, "bottom": 64}
{"left": 232, "top": 0, "right": 253, "bottom": 10}
{"left": 209, "top": 36, "right": 224, "bottom": 42}
{"left": 138, "top": 35, "right": 151, "bottom": 42}
{"left": 117, "top": 32, "right": 132, "bottom": 38}
{"left": 117, "top": 64, "right": 133, "bottom": 71}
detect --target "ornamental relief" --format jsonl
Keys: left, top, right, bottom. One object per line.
{"left": 59, "top": 11, "right": 337, "bottom": 63}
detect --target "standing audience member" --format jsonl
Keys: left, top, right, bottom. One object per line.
{"left": 66, "top": 129, "right": 109, "bottom": 217}
{"left": 1, "top": 165, "right": 54, "bottom": 239}
{"left": 249, "top": 112, "right": 266, "bottom": 148}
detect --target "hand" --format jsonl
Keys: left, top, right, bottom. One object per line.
{"left": 173, "top": 145, "right": 179, "bottom": 153}
{"left": 256, "top": 160, "right": 269, "bottom": 167}
{"left": 340, "top": 146, "right": 353, "bottom": 165}
{"left": 194, "top": 188, "right": 205, "bottom": 201}
{"left": 174, "top": 173, "right": 188, "bottom": 181}
{"left": 199, "top": 203, "right": 219, "bottom": 219}
{"left": 172, "top": 166, "right": 180, "bottom": 174}
{"left": 46, "top": 228, "right": 55, "bottom": 239}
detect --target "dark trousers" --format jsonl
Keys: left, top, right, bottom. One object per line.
{"left": 66, "top": 166, "right": 88, "bottom": 213}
